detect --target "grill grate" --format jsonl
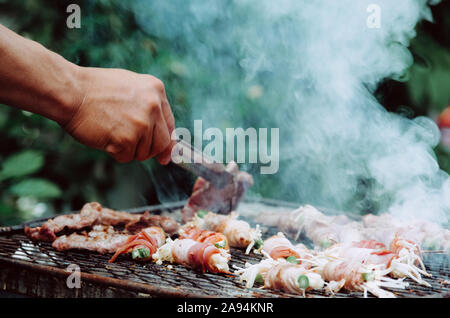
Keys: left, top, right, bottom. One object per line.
{"left": 0, "top": 200, "right": 449, "bottom": 298}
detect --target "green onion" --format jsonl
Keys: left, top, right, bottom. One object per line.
{"left": 140, "top": 247, "right": 150, "bottom": 259}
{"left": 255, "top": 274, "right": 264, "bottom": 284}
{"left": 131, "top": 249, "right": 140, "bottom": 259}
{"left": 215, "top": 240, "right": 226, "bottom": 249}
{"left": 132, "top": 247, "right": 150, "bottom": 260}
{"left": 196, "top": 210, "right": 208, "bottom": 218}
{"left": 320, "top": 240, "right": 332, "bottom": 249}
{"left": 297, "top": 275, "right": 309, "bottom": 289}
{"left": 253, "top": 239, "right": 263, "bottom": 250}
{"left": 286, "top": 256, "right": 299, "bottom": 264}
{"left": 362, "top": 272, "right": 375, "bottom": 282}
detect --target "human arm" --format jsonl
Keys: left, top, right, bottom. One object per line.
{"left": 0, "top": 24, "right": 174, "bottom": 164}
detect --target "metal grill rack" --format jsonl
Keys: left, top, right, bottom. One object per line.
{"left": 0, "top": 199, "right": 448, "bottom": 298}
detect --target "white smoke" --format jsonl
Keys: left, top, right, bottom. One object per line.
{"left": 130, "top": 0, "right": 448, "bottom": 223}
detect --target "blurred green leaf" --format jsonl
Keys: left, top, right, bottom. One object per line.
{"left": 9, "top": 178, "right": 62, "bottom": 199}
{"left": 408, "top": 34, "right": 450, "bottom": 112}
{"left": 0, "top": 203, "right": 15, "bottom": 216}
{"left": 0, "top": 150, "right": 44, "bottom": 181}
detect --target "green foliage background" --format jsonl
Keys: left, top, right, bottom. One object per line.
{"left": 0, "top": 0, "right": 449, "bottom": 225}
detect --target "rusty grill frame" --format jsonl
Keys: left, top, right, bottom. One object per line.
{"left": 0, "top": 198, "right": 449, "bottom": 298}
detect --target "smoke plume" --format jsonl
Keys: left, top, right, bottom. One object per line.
{"left": 130, "top": 0, "right": 448, "bottom": 223}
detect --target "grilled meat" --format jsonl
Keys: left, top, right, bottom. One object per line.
{"left": 109, "top": 226, "right": 166, "bottom": 262}
{"left": 256, "top": 205, "right": 364, "bottom": 246}
{"left": 152, "top": 238, "right": 231, "bottom": 273}
{"left": 52, "top": 225, "right": 130, "bottom": 254}
{"left": 235, "top": 257, "right": 324, "bottom": 294}
{"left": 25, "top": 202, "right": 179, "bottom": 242}
{"left": 186, "top": 211, "right": 262, "bottom": 253}
{"left": 125, "top": 211, "right": 179, "bottom": 236}
{"left": 363, "top": 213, "right": 450, "bottom": 252}
{"left": 179, "top": 225, "right": 230, "bottom": 250}
{"left": 25, "top": 202, "right": 140, "bottom": 242}
{"left": 264, "top": 262, "right": 324, "bottom": 294}
{"left": 262, "top": 232, "right": 312, "bottom": 266}
{"left": 181, "top": 161, "right": 253, "bottom": 223}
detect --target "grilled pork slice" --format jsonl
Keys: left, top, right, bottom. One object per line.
{"left": 25, "top": 202, "right": 179, "bottom": 242}
{"left": 52, "top": 225, "right": 130, "bottom": 254}
{"left": 181, "top": 161, "right": 253, "bottom": 223}
{"left": 125, "top": 211, "right": 179, "bottom": 236}
{"left": 25, "top": 202, "right": 139, "bottom": 242}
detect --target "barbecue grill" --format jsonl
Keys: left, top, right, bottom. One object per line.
{"left": 0, "top": 198, "right": 449, "bottom": 298}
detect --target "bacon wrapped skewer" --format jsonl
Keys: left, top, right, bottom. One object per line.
{"left": 314, "top": 245, "right": 407, "bottom": 298}
{"left": 109, "top": 226, "right": 166, "bottom": 263}
{"left": 179, "top": 225, "right": 230, "bottom": 250}
{"left": 261, "top": 232, "right": 313, "bottom": 267}
{"left": 236, "top": 234, "right": 325, "bottom": 296}
{"left": 152, "top": 238, "right": 231, "bottom": 273}
{"left": 235, "top": 254, "right": 324, "bottom": 296}
{"left": 387, "top": 235, "right": 431, "bottom": 285}
{"left": 255, "top": 205, "right": 363, "bottom": 248}
{"left": 363, "top": 213, "right": 450, "bottom": 253}
{"left": 314, "top": 239, "right": 432, "bottom": 297}
{"left": 187, "top": 211, "right": 262, "bottom": 254}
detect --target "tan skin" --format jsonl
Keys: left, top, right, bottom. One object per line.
{"left": 0, "top": 24, "right": 175, "bottom": 164}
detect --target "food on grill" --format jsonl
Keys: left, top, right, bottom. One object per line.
{"left": 152, "top": 238, "right": 231, "bottom": 273}
{"left": 386, "top": 236, "right": 431, "bottom": 286}
{"left": 52, "top": 225, "right": 131, "bottom": 254}
{"left": 362, "top": 213, "right": 450, "bottom": 253}
{"left": 186, "top": 210, "right": 262, "bottom": 254}
{"left": 314, "top": 237, "right": 432, "bottom": 296}
{"left": 125, "top": 211, "right": 179, "bottom": 235}
{"left": 261, "top": 232, "right": 312, "bottom": 266}
{"left": 317, "top": 239, "right": 429, "bottom": 290}
{"left": 256, "top": 205, "right": 364, "bottom": 248}
{"left": 109, "top": 226, "right": 166, "bottom": 263}
{"left": 257, "top": 204, "right": 449, "bottom": 254}
{"left": 181, "top": 161, "right": 254, "bottom": 223}
{"left": 178, "top": 225, "right": 230, "bottom": 250}
{"left": 254, "top": 205, "right": 437, "bottom": 294}
{"left": 264, "top": 263, "right": 324, "bottom": 294}
{"left": 16, "top": 200, "right": 446, "bottom": 298}
{"left": 236, "top": 219, "right": 434, "bottom": 298}
{"left": 24, "top": 202, "right": 179, "bottom": 241}
{"left": 316, "top": 247, "right": 409, "bottom": 298}
{"left": 295, "top": 209, "right": 433, "bottom": 286}
{"left": 25, "top": 202, "right": 139, "bottom": 241}
{"left": 235, "top": 257, "right": 325, "bottom": 296}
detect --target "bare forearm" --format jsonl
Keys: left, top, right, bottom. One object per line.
{"left": 0, "top": 24, "right": 82, "bottom": 124}
{"left": 0, "top": 24, "right": 175, "bottom": 164}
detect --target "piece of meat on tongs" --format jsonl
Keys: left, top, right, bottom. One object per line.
{"left": 181, "top": 161, "right": 253, "bottom": 223}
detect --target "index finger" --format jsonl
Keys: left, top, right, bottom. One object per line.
{"left": 161, "top": 97, "right": 175, "bottom": 134}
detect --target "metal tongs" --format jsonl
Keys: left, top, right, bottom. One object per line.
{"left": 171, "top": 139, "right": 235, "bottom": 189}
